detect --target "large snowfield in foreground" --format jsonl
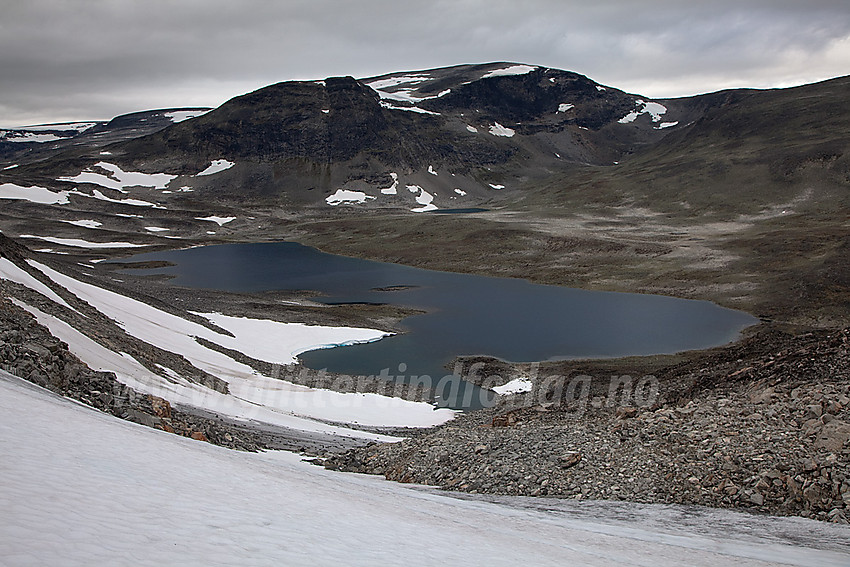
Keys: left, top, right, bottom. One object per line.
{"left": 2, "top": 372, "right": 848, "bottom": 567}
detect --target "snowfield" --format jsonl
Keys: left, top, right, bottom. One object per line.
{"left": 380, "top": 172, "right": 399, "bottom": 194}
{"left": 618, "top": 100, "right": 669, "bottom": 124}
{"left": 0, "top": 183, "right": 70, "bottom": 205}
{"left": 326, "top": 189, "right": 375, "bottom": 205}
{"left": 2, "top": 372, "right": 847, "bottom": 567}
{"left": 482, "top": 64, "right": 537, "bottom": 78}
{"left": 3, "top": 260, "right": 454, "bottom": 431}
{"left": 492, "top": 377, "right": 534, "bottom": 395}
{"left": 163, "top": 109, "right": 211, "bottom": 123}
{"left": 489, "top": 122, "right": 516, "bottom": 137}
{"left": 195, "top": 215, "right": 236, "bottom": 225}
{"left": 196, "top": 159, "right": 235, "bottom": 176}
{"left": 19, "top": 235, "right": 147, "bottom": 249}
{"left": 62, "top": 219, "right": 103, "bottom": 229}
{"left": 58, "top": 162, "right": 176, "bottom": 192}
{"left": 0, "top": 131, "right": 70, "bottom": 143}
{"left": 17, "top": 121, "right": 98, "bottom": 132}
{"left": 74, "top": 188, "right": 160, "bottom": 208}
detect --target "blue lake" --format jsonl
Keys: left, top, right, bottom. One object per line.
{"left": 119, "top": 242, "right": 758, "bottom": 408}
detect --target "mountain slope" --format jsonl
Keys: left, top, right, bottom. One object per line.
{"left": 88, "top": 63, "right": 693, "bottom": 206}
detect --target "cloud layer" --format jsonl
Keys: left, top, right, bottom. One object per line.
{"left": 1, "top": 0, "right": 849, "bottom": 126}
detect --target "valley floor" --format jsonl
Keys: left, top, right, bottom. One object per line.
{"left": 2, "top": 371, "right": 848, "bottom": 567}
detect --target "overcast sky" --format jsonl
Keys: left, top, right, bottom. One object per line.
{"left": 1, "top": 0, "right": 849, "bottom": 127}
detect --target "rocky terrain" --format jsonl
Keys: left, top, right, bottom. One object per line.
{"left": 0, "top": 62, "right": 848, "bottom": 524}
{"left": 323, "top": 326, "right": 850, "bottom": 523}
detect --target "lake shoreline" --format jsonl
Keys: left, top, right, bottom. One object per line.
{"left": 323, "top": 324, "right": 850, "bottom": 523}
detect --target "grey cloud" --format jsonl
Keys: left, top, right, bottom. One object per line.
{"left": 1, "top": 0, "right": 848, "bottom": 125}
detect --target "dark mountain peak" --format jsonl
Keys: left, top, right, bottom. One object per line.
{"left": 31, "top": 62, "right": 768, "bottom": 210}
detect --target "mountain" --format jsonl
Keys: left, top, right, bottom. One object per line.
{"left": 0, "top": 62, "right": 847, "bottom": 325}
{"left": 9, "top": 63, "right": 707, "bottom": 208}
{"left": 0, "top": 108, "right": 211, "bottom": 164}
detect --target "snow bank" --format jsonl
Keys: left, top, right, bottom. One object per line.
{"left": 163, "top": 109, "right": 211, "bottom": 123}
{"left": 3, "top": 372, "right": 844, "bottom": 567}
{"left": 197, "top": 312, "right": 389, "bottom": 364}
{"left": 558, "top": 103, "right": 575, "bottom": 113}
{"left": 24, "top": 261, "right": 454, "bottom": 429}
{"left": 17, "top": 122, "right": 98, "bottom": 132}
{"left": 0, "top": 258, "right": 73, "bottom": 309}
{"left": 482, "top": 64, "right": 537, "bottom": 78}
{"left": 366, "top": 75, "right": 432, "bottom": 91}
{"left": 58, "top": 162, "right": 176, "bottom": 192}
{"left": 19, "top": 236, "right": 146, "bottom": 248}
{"left": 381, "top": 172, "right": 399, "bottom": 195}
{"left": 411, "top": 187, "right": 438, "bottom": 213}
{"left": 326, "top": 189, "right": 375, "bottom": 206}
{"left": 196, "top": 159, "right": 235, "bottom": 176}
{"left": 0, "top": 131, "right": 69, "bottom": 143}
{"left": 0, "top": 183, "right": 69, "bottom": 205}
{"left": 618, "top": 100, "right": 668, "bottom": 124}
{"left": 379, "top": 101, "right": 441, "bottom": 115}
{"left": 489, "top": 122, "right": 515, "bottom": 137}
{"left": 62, "top": 219, "right": 102, "bottom": 229}
{"left": 74, "top": 189, "right": 159, "bottom": 208}
{"left": 492, "top": 377, "right": 533, "bottom": 395}
{"left": 11, "top": 303, "right": 398, "bottom": 439}
{"left": 195, "top": 215, "right": 236, "bottom": 225}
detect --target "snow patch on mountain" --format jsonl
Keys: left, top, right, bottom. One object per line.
{"left": 62, "top": 219, "right": 102, "bottom": 229}
{"left": 19, "top": 236, "right": 147, "bottom": 249}
{"left": 73, "top": 189, "right": 159, "bottom": 208}
{"left": 492, "top": 377, "right": 533, "bottom": 395}
{"left": 163, "top": 109, "right": 211, "bottom": 123}
{"left": 366, "top": 75, "right": 432, "bottom": 91}
{"left": 18, "top": 122, "right": 98, "bottom": 132}
{"left": 482, "top": 64, "right": 537, "bottom": 78}
{"left": 58, "top": 162, "right": 176, "bottom": 192}
{"left": 0, "top": 183, "right": 70, "bottom": 205}
{"left": 489, "top": 122, "right": 515, "bottom": 137}
{"left": 381, "top": 173, "right": 399, "bottom": 195}
{"left": 408, "top": 185, "right": 437, "bottom": 212}
{"left": 196, "top": 159, "right": 235, "bottom": 176}
{"left": 195, "top": 216, "right": 236, "bottom": 226}
{"left": 326, "top": 189, "right": 375, "bottom": 206}
{"left": 0, "top": 131, "right": 70, "bottom": 143}
{"left": 0, "top": 258, "right": 73, "bottom": 309}
{"left": 379, "top": 101, "right": 441, "bottom": 115}
{"left": 618, "top": 100, "right": 668, "bottom": 124}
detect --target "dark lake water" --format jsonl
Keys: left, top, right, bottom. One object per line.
{"left": 118, "top": 242, "right": 758, "bottom": 409}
